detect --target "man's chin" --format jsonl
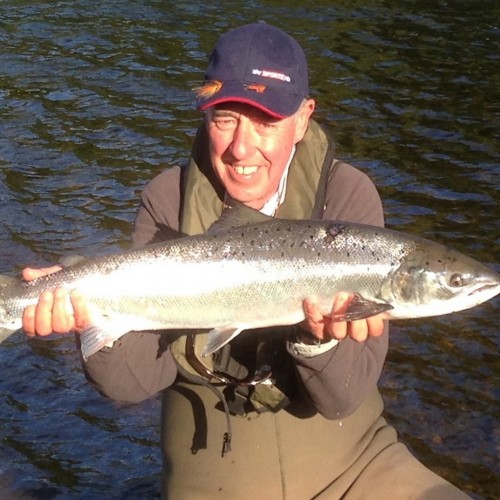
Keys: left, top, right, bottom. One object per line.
{"left": 227, "top": 190, "right": 264, "bottom": 210}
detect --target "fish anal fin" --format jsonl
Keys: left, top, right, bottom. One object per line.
{"left": 330, "top": 294, "right": 393, "bottom": 322}
{"left": 202, "top": 326, "right": 244, "bottom": 357}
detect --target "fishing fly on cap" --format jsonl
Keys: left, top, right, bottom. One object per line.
{"left": 195, "top": 22, "right": 309, "bottom": 119}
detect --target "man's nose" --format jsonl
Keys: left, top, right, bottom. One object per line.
{"left": 228, "top": 120, "right": 256, "bottom": 160}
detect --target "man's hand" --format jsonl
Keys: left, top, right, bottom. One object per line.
{"left": 22, "top": 267, "right": 92, "bottom": 337}
{"left": 301, "top": 292, "right": 385, "bottom": 343}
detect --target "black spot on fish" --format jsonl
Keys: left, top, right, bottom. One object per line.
{"left": 327, "top": 223, "right": 346, "bottom": 240}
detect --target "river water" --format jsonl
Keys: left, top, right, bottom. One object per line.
{"left": 0, "top": 1, "right": 498, "bottom": 498}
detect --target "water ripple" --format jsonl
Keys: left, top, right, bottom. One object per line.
{"left": 0, "top": 1, "right": 498, "bottom": 498}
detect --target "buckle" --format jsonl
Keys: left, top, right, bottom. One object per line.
{"left": 186, "top": 333, "right": 272, "bottom": 386}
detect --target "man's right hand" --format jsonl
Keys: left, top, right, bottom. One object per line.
{"left": 22, "top": 267, "right": 93, "bottom": 337}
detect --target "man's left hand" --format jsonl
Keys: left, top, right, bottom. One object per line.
{"left": 301, "top": 292, "right": 385, "bottom": 343}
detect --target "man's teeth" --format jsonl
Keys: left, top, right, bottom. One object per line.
{"left": 234, "top": 166, "right": 258, "bottom": 175}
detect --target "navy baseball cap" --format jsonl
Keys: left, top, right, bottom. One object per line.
{"left": 196, "top": 22, "right": 309, "bottom": 119}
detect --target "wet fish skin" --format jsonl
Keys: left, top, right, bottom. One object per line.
{"left": 0, "top": 218, "right": 498, "bottom": 359}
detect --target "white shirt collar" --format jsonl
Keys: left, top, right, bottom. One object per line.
{"left": 260, "top": 145, "right": 295, "bottom": 216}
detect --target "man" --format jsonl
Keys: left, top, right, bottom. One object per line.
{"left": 22, "top": 22, "right": 469, "bottom": 499}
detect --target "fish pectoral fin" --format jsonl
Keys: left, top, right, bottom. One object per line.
{"left": 330, "top": 294, "right": 393, "bottom": 322}
{"left": 202, "top": 326, "right": 244, "bottom": 357}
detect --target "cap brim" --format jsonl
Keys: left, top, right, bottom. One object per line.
{"left": 197, "top": 81, "right": 304, "bottom": 119}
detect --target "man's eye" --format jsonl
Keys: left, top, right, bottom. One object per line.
{"left": 255, "top": 121, "right": 275, "bottom": 130}
{"left": 214, "top": 118, "right": 236, "bottom": 130}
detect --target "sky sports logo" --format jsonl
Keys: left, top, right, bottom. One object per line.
{"left": 252, "top": 68, "right": 291, "bottom": 83}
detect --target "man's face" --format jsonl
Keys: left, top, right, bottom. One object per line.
{"left": 206, "top": 100, "right": 314, "bottom": 210}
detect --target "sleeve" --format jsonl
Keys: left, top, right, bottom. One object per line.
{"left": 82, "top": 167, "right": 183, "bottom": 403}
{"left": 323, "top": 160, "right": 385, "bottom": 226}
{"left": 82, "top": 332, "right": 177, "bottom": 403}
{"left": 290, "top": 160, "right": 389, "bottom": 419}
{"left": 132, "top": 166, "right": 183, "bottom": 247}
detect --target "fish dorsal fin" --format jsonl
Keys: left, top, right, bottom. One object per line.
{"left": 58, "top": 254, "right": 88, "bottom": 268}
{"left": 207, "top": 199, "right": 272, "bottom": 234}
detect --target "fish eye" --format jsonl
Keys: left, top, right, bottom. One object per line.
{"left": 448, "top": 273, "right": 463, "bottom": 288}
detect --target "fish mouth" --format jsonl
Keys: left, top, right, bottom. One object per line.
{"left": 468, "top": 282, "right": 500, "bottom": 298}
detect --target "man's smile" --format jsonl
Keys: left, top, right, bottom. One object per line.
{"left": 231, "top": 165, "right": 260, "bottom": 176}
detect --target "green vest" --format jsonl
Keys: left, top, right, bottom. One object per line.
{"left": 180, "top": 118, "right": 336, "bottom": 235}
{"left": 171, "top": 118, "right": 338, "bottom": 414}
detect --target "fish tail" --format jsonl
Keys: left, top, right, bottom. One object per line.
{"left": 0, "top": 327, "right": 20, "bottom": 344}
{"left": 0, "top": 274, "right": 22, "bottom": 344}
{"left": 0, "top": 274, "right": 19, "bottom": 287}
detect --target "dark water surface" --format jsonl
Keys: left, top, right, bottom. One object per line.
{"left": 0, "top": 1, "right": 499, "bottom": 498}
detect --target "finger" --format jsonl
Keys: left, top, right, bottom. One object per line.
{"left": 70, "top": 289, "right": 92, "bottom": 332}
{"left": 348, "top": 319, "right": 368, "bottom": 342}
{"left": 329, "top": 293, "right": 350, "bottom": 340}
{"left": 51, "top": 288, "right": 75, "bottom": 333}
{"left": 34, "top": 291, "right": 55, "bottom": 336}
{"left": 366, "top": 314, "right": 385, "bottom": 337}
{"left": 22, "top": 305, "right": 36, "bottom": 336}
{"left": 22, "top": 266, "right": 62, "bottom": 282}
{"left": 302, "top": 297, "right": 325, "bottom": 340}
{"left": 330, "top": 319, "right": 348, "bottom": 340}
{"left": 303, "top": 297, "right": 323, "bottom": 322}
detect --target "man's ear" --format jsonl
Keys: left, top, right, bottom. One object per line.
{"left": 294, "top": 99, "right": 316, "bottom": 143}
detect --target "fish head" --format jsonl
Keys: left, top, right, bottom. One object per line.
{"left": 383, "top": 243, "right": 500, "bottom": 319}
